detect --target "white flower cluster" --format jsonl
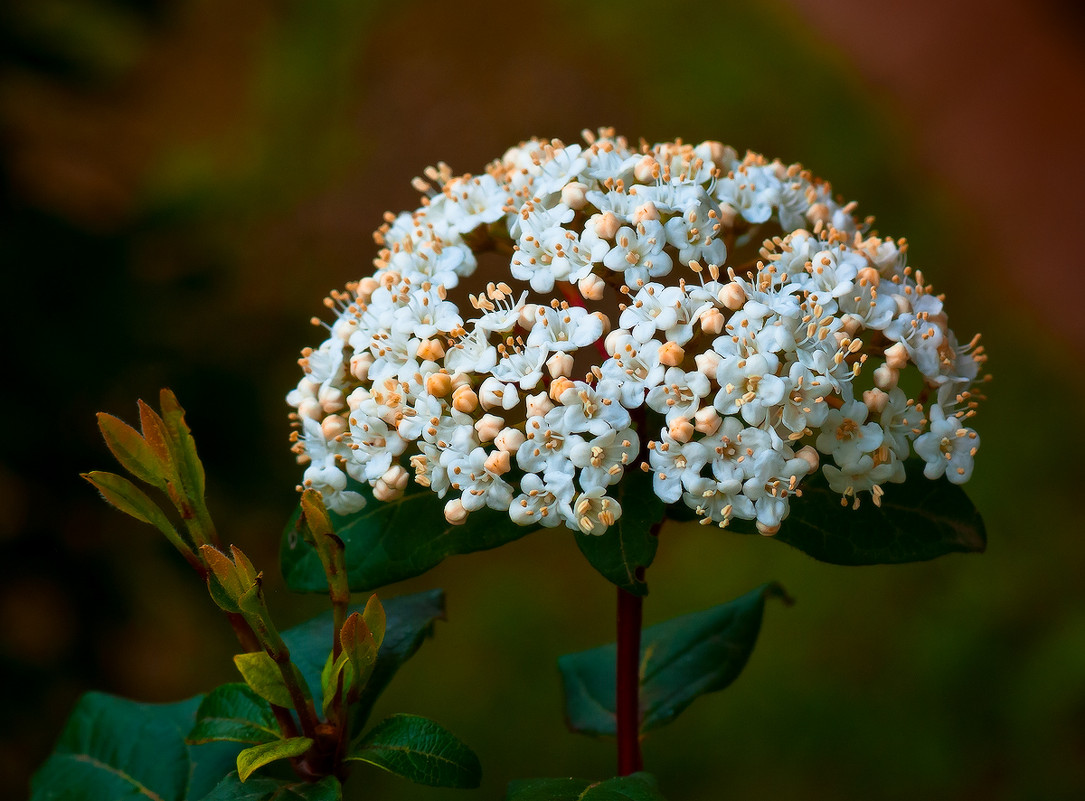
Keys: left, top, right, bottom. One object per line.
{"left": 288, "top": 130, "right": 986, "bottom": 536}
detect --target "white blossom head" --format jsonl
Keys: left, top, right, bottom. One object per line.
{"left": 289, "top": 129, "right": 987, "bottom": 534}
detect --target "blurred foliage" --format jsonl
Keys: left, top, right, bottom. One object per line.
{"left": 2, "top": 0, "right": 1082, "bottom": 799}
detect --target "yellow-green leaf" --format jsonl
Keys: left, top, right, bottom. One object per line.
{"left": 81, "top": 471, "right": 179, "bottom": 541}
{"left": 96, "top": 412, "right": 169, "bottom": 489}
{"left": 236, "top": 737, "right": 313, "bottom": 782}
{"left": 234, "top": 652, "right": 294, "bottom": 709}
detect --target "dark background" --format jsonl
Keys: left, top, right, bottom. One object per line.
{"left": 3, "top": 0, "right": 1084, "bottom": 798}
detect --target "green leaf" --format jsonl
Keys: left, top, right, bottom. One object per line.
{"left": 199, "top": 772, "right": 341, "bottom": 801}
{"left": 281, "top": 481, "right": 535, "bottom": 593}
{"left": 740, "top": 459, "right": 986, "bottom": 564}
{"left": 96, "top": 412, "right": 170, "bottom": 490}
{"left": 233, "top": 652, "right": 296, "bottom": 710}
{"left": 236, "top": 738, "right": 313, "bottom": 782}
{"left": 82, "top": 471, "right": 180, "bottom": 540}
{"left": 29, "top": 692, "right": 241, "bottom": 801}
{"left": 345, "top": 714, "right": 481, "bottom": 788}
{"left": 506, "top": 773, "right": 667, "bottom": 800}
{"left": 281, "top": 589, "right": 444, "bottom": 729}
{"left": 574, "top": 469, "right": 665, "bottom": 596}
{"left": 319, "top": 650, "right": 352, "bottom": 717}
{"left": 559, "top": 584, "right": 787, "bottom": 736}
{"left": 159, "top": 388, "right": 207, "bottom": 502}
{"left": 187, "top": 684, "right": 280, "bottom": 746}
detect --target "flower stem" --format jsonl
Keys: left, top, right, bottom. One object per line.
{"left": 616, "top": 586, "right": 643, "bottom": 776}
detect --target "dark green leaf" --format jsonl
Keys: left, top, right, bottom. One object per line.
{"left": 233, "top": 653, "right": 296, "bottom": 710}
{"left": 236, "top": 738, "right": 313, "bottom": 782}
{"left": 282, "top": 589, "right": 444, "bottom": 729}
{"left": 743, "top": 459, "right": 986, "bottom": 564}
{"left": 188, "top": 684, "right": 280, "bottom": 746}
{"left": 281, "top": 481, "right": 534, "bottom": 593}
{"left": 346, "top": 714, "right": 481, "bottom": 788}
{"left": 29, "top": 692, "right": 241, "bottom": 801}
{"left": 560, "top": 584, "right": 787, "bottom": 736}
{"left": 575, "top": 469, "right": 665, "bottom": 596}
{"left": 199, "top": 772, "right": 341, "bottom": 801}
{"left": 506, "top": 773, "right": 667, "bottom": 800}
{"left": 188, "top": 742, "right": 248, "bottom": 801}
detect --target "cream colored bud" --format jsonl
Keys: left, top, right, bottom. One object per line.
{"left": 416, "top": 338, "right": 446, "bottom": 361}
{"left": 561, "top": 181, "right": 589, "bottom": 210}
{"left": 694, "top": 350, "right": 721, "bottom": 380}
{"left": 526, "top": 392, "right": 553, "bottom": 418}
{"left": 756, "top": 521, "right": 780, "bottom": 536}
{"left": 444, "top": 499, "right": 468, "bottom": 525}
{"left": 321, "top": 414, "right": 348, "bottom": 440}
{"left": 318, "top": 385, "right": 345, "bottom": 413}
{"left": 518, "top": 303, "right": 538, "bottom": 331}
{"left": 350, "top": 352, "right": 375, "bottom": 381}
{"left": 840, "top": 315, "right": 863, "bottom": 336}
{"left": 549, "top": 377, "right": 575, "bottom": 402}
{"left": 594, "top": 211, "right": 621, "bottom": 240}
{"left": 546, "top": 352, "right": 574, "bottom": 379}
{"left": 450, "top": 372, "right": 471, "bottom": 389}
{"left": 495, "top": 427, "right": 526, "bottom": 454}
{"left": 700, "top": 307, "right": 725, "bottom": 335}
{"left": 718, "top": 282, "right": 746, "bottom": 310}
{"left": 701, "top": 140, "right": 735, "bottom": 167}
{"left": 474, "top": 413, "right": 505, "bottom": 443}
{"left": 298, "top": 398, "right": 322, "bottom": 421}
{"left": 484, "top": 449, "right": 512, "bottom": 475}
{"left": 863, "top": 388, "right": 889, "bottom": 415}
{"left": 452, "top": 385, "right": 479, "bottom": 413}
{"left": 604, "top": 329, "right": 627, "bottom": 356}
{"left": 669, "top": 416, "right": 695, "bottom": 443}
{"left": 884, "top": 342, "right": 909, "bottom": 369}
{"left": 716, "top": 203, "right": 737, "bottom": 228}
{"left": 892, "top": 294, "right": 912, "bottom": 315}
{"left": 578, "top": 273, "right": 606, "bottom": 301}
{"left": 356, "top": 277, "right": 379, "bottom": 302}
{"left": 694, "top": 406, "right": 722, "bottom": 435}
{"left": 296, "top": 378, "right": 319, "bottom": 400}
{"left": 346, "top": 387, "right": 369, "bottom": 411}
{"left": 593, "top": 311, "right": 612, "bottom": 338}
{"left": 873, "top": 364, "right": 899, "bottom": 391}
{"left": 381, "top": 464, "right": 409, "bottom": 491}
{"left": 426, "top": 372, "right": 453, "bottom": 397}
{"left": 633, "top": 202, "right": 660, "bottom": 224}
{"left": 634, "top": 155, "right": 659, "bottom": 183}
{"left": 806, "top": 202, "right": 831, "bottom": 226}
{"left": 795, "top": 445, "right": 820, "bottom": 474}
{"left": 658, "top": 341, "right": 685, "bottom": 367}
{"left": 372, "top": 478, "right": 398, "bottom": 502}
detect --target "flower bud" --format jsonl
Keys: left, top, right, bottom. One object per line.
{"left": 549, "top": 377, "right": 575, "bottom": 402}
{"left": 700, "top": 307, "right": 725, "bottom": 335}
{"left": 658, "top": 341, "right": 685, "bottom": 367}
{"left": 604, "top": 329, "right": 627, "bottom": 356}
{"left": 444, "top": 499, "right": 468, "bottom": 525}
{"left": 318, "top": 385, "right": 345, "bottom": 413}
{"left": 594, "top": 212, "right": 621, "bottom": 240}
{"left": 484, "top": 449, "right": 511, "bottom": 475}
{"left": 718, "top": 282, "right": 746, "bottom": 310}
{"left": 518, "top": 304, "right": 538, "bottom": 331}
{"left": 526, "top": 392, "right": 553, "bottom": 417}
{"left": 795, "top": 445, "right": 820, "bottom": 474}
{"left": 873, "top": 364, "right": 899, "bottom": 391}
{"left": 495, "top": 427, "right": 526, "bottom": 453}
{"left": 321, "top": 414, "right": 348, "bottom": 440}
{"left": 669, "top": 417, "right": 695, "bottom": 443}
{"left": 593, "top": 311, "right": 612, "bottom": 338}
{"left": 546, "top": 353, "right": 574, "bottom": 379}
{"left": 633, "top": 202, "right": 660, "bottom": 223}
{"left": 634, "top": 155, "right": 659, "bottom": 183}
{"left": 452, "top": 385, "right": 479, "bottom": 413}
{"left": 475, "top": 414, "right": 504, "bottom": 443}
{"left": 416, "top": 338, "right": 446, "bottom": 361}
{"left": 863, "top": 388, "right": 889, "bottom": 415}
{"left": 356, "top": 277, "right": 379, "bottom": 302}
{"left": 756, "top": 521, "right": 780, "bottom": 536}
{"left": 884, "top": 342, "right": 909, "bottom": 370}
{"left": 578, "top": 273, "right": 606, "bottom": 301}
{"left": 694, "top": 406, "right": 721, "bottom": 435}
{"left": 426, "top": 372, "right": 453, "bottom": 397}
{"left": 350, "top": 352, "right": 375, "bottom": 381}
{"left": 561, "top": 181, "right": 588, "bottom": 210}
{"left": 479, "top": 377, "right": 518, "bottom": 410}
{"left": 694, "top": 350, "right": 721, "bottom": 380}
{"left": 298, "top": 398, "right": 322, "bottom": 421}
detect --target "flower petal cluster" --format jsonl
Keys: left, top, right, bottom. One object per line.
{"left": 289, "top": 130, "right": 987, "bottom": 535}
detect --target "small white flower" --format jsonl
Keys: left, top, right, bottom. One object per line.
{"left": 649, "top": 430, "right": 708, "bottom": 504}
{"left": 557, "top": 380, "right": 631, "bottom": 435}
{"left": 913, "top": 405, "right": 980, "bottom": 484}
{"left": 646, "top": 366, "right": 712, "bottom": 424}
{"left": 815, "top": 400, "right": 884, "bottom": 466}
{"left": 569, "top": 487, "right": 622, "bottom": 535}
{"left": 527, "top": 305, "right": 604, "bottom": 354}
{"left": 570, "top": 427, "right": 639, "bottom": 492}
{"left": 603, "top": 220, "right": 673, "bottom": 286}
{"left": 713, "top": 352, "right": 786, "bottom": 426}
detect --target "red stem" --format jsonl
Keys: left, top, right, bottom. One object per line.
{"left": 616, "top": 586, "right": 643, "bottom": 775}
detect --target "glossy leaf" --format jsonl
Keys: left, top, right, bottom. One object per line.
{"left": 281, "top": 482, "right": 535, "bottom": 593}
{"left": 233, "top": 652, "right": 296, "bottom": 710}
{"left": 282, "top": 589, "right": 444, "bottom": 728}
{"left": 188, "top": 683, "right": 280, "bottom": 746}
{"left": 200, "top": 773, "right": 342, "bottom": 801}
{"left": 236, "top": 738, "right": 313, "bottom": 782}
{"left": 560, "top": 584, "right": 787, "bottom": 736}
{"left": 82, "top": 470, "right": 180, "bottom": 540}
{"left": 29, "top": 692, "right": 241, "bottom": 801}
{"left": 345, "top": 714, "right": 481, "bottom": 788}
{"left": 574, "top": 469, "right": 665, "bottom": 596}
{"left": 506, "top": 772, "right": 667, "bottom": 800}
{"left": 742, "top": 459, "right": 986, "bottom": 564}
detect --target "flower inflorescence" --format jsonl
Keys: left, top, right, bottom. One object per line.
{"left": 288, "top": 129, "right": 986, "bottom": 536}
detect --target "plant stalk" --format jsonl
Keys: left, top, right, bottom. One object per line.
{"left": 616, "top": 586, "right": 643, "bottom": 776}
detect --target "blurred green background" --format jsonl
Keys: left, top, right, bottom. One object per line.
{"left": 3, "top": 0, "right": 1084, "bottom": 798}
